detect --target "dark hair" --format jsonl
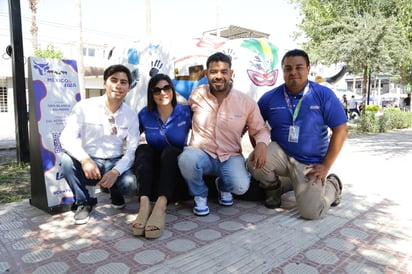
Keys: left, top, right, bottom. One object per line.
{"left": 103, "top": 64, "right": 132, "bottom": 85}
{"left": 281, "top": 49, "right": 310, "bottom": 67}
{"left": 147, "top": 73, "right": 177, "bottom": 112}
{"left": 206, "top": 52, "right": 232, "bottom": 69}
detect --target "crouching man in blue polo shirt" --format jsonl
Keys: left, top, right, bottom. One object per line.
{"left": 247, "top": 49, "right": 348, "bottom": 220}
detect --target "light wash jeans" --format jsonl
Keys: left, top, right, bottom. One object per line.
{"left": 61, "top": 153, "right": 137, "bottom": 205}
{"left": 178, "top": 146, "right": 250, "bottom": 198}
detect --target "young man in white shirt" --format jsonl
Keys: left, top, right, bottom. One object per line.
{"left": 60, "top": 64, "right": 140, "bottom": 225}
{"left": 348, "top": 95, "right": 360, "bottom": 119}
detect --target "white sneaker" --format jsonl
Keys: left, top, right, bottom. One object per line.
{"left": 193, "top": 196, "right": 209, "bottom": 216}
{"left": 215, "top": 177, "right": 234, "bottom": 206}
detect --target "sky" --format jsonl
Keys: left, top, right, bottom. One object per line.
{"left": 0, "top": 0, "right": 303, "bottom": 51}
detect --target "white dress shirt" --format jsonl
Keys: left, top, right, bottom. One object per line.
{"left": 60, "top": 95, "right": 139, "bottom": 174}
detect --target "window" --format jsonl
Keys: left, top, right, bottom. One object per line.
{"left": 87, "top": 48, "right": 95, "bottom": 57}
{"left": 83, "top": 47, "right": 96, "bottom": 57}
{"left": 0, "top": 79, "right": 7, "bottom": 113}
{"left": 86, "top": 88, "right": 104, "bottom": 98}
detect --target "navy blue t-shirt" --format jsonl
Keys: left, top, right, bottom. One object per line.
{"left": 258, "top": 81, "right": 347, "bottom": 164}
{"left": 138, "top": 104, "right": 192, "bottom": 151}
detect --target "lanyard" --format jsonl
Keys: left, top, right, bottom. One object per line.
{"left": 283, "top": 83, "right": 310, "bottom": 125}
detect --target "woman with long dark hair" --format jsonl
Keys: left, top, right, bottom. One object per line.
{"left": 132, "top": 73, "right": 191, "bottom": 238}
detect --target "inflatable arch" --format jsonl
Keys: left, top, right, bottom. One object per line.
{"left": 107, "top": 37, "right": 347, "bottom": 112}
{"left": 106, "top": 37, "right": 282, "bottom": 112}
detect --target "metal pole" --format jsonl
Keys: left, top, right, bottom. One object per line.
{"left": 367, "top": 68, "right": 371, "bottom": 105}
{"left": 8, "top": 0, "right": 30, "bottom": 163}
{"left": 377, "top": 78, "right": 381, "bottom": 107}
{"left": 75, "top": 0, "right": 85, "bottom": 98}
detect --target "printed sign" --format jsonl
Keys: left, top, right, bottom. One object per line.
{"left": 28, "top": 57, "right": 80, "bottom": 213}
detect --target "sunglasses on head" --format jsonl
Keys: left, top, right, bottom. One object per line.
{"left": 152, "top": 84, "right": 172, "bottom": 95}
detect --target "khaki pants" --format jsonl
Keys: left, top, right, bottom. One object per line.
{"left": 246, "top": 142, "right": 337, "bottom": 219}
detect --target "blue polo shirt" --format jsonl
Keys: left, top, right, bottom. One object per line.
{"left": 258, "top": 81, "right": 347, "bottom": 164}
{"left": 138, "top": 104, "right": 192, "bottom": 151}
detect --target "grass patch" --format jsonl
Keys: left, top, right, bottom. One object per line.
{"left": 0, "top": 161, "right": 31, "bottom": 203}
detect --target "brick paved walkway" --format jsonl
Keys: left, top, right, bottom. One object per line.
{"left": 1, "top": 129, "right": 412, "bottom": 273}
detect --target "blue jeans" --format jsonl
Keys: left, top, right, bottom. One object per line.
{"left": 178, "top": 146, "right": 250, "bottom": 198}
{"left": 61, "top": 153, "right": 137, "bottom": 205}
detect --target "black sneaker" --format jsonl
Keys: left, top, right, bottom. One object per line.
{"left": 111, "top": 194, "right": 125, "bottom": 209}
{"left": 74, "top": 204, "right": 93, "bottom": 225}
{"left": 89, "top": 197, "right": 98, "bottom": 206}
{"left": 71, "top": 203, "right": 78, "bottom": 212}
{"left": 100, "top": 186, "right": 109, "bottom": 193}
{"left": 327, "top": 174, "right": 343, "bottom": 207}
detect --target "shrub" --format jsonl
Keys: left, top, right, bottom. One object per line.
{"left": 381, "top": 108, "right": 412, "bottom": 130}
{"left": 358, "top": 111, "right": 377, "bottom": 133}
{"left": 365, "top": 104, "right": 380, "bottom": 113}
{"left": 358, "top": 107, "right": 412, "bottom": 133}
{"left": 378, "top": 113, "right": 391, "bottom": 132}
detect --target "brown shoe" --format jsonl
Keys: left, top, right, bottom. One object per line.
{"left": 264, "top": 186, "right": 282, "bottom": 209}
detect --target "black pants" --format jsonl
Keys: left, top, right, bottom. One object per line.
{"left": 134, "top": 144, "right": 190, "bottom": 202}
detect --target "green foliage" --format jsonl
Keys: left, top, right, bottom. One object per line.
{"left": 289, "top": 0, "right": 412, "bottom": 85}
{"left": 0, "top": 162, "right": 31, "bottom": 203}
{"left": 358, "top": 112, "right": 378, "bottom": 133}
{"left": 365, "top": 104, "right": 379, "bottom": 113}
{"left": 382, "top": 108, "right": 412, "bottom": 130}
{"left": 377, "top": 112, "right": 391, "bottom": 132}
{"left": 357, "top": 107, "right": 412, "bottom": 133}
{"left": 34, "top": 44, "right": 64, "bottom": 59}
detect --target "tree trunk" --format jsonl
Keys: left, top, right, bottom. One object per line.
{"left": 29, "top": 0, "right": 38, "bottom": 53}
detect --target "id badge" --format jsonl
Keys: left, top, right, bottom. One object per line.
{"left": 288, "top": 125, "right": 300, "bottom": 143}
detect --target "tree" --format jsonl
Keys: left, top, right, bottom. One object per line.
{"left": 29, "top": 0, "right": 39, "bottom": 53}
{"left": 290, "top": 0, "right": 412, "bottom": 102}
{"left": 34, "top": 44, "right": 64, "bottom": 59}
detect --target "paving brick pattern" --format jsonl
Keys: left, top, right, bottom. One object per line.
{"left": 272, "top": 199, "right": 412, "bottom": 274}
{"left": 0, "top": 195, "right": 273, "bottom": 273}
{"left": 1, "top": 129, "right": 412, "bottom": 273}
{"left": 1, "top": 189, "right": 411, "bottom": 273}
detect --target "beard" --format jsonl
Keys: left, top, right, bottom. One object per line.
{"left": 210, "top": 81, "right": 229, "bottom": 93}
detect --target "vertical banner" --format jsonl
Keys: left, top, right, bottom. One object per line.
{"left": 27, "top": 57, "right": 80, "bottom": 214}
